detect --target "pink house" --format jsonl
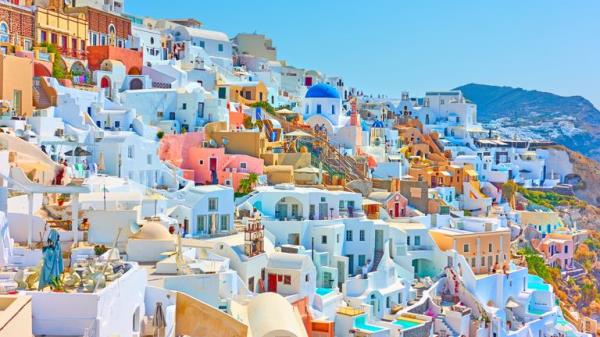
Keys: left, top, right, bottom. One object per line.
{"left": 367, "top": 191, "right": 408, "bottom": 218}
{"left": 159, "top": 132, "right": 263, "bottom": 190}
{"left": 533, "top": 233, "right": 574, "bottom": 270}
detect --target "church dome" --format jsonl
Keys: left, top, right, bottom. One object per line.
{"left": 372, "top": 120, "right": 384, "bottom": 128}
{"left": 305, "top": 83, "right": 340, "bottom": 99}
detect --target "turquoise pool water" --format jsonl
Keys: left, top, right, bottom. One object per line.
{"left": 393, "top": 318, "right": 422, "bottom": 329}
{"left": 354, "top": 315, "right": 385, "bottom": 332}
{"left": 316, "top": 287, "right": 334, "bottom": 296}
{"left": 527, "top": 274, "right": 550, "bottom": 291}
{"left": 528, "top": 307, "right": 548, "bottom": 315}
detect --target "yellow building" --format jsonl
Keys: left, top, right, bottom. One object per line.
{"left": 430, "top": 227, "right": 511, "bottom": 275}
{"left": 219, "top": 81, "right": 268, "bottom": 106}
{"left": 35, "top": 6, "right": 88, "bottom": 59}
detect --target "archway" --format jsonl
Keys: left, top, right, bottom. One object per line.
{"left": 33, "top": 62, "right": 52, "bottom": 77}
{"left": 274, "top": 196, "right": 303, "bottom": 221}
{"left": 100, "top": 76, "right": 111, "bottom": 89}
{"left": 129, "top": 78, "right": 143, "bottom": 90}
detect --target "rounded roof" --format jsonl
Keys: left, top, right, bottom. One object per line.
{"left": 248, "top": 293, "right": 305, "bottom": 337}
{"left": 372, "top": 120, "right": 384, "bottom": 128}
{"left": 305, "top": 83, "right": 340, "bottom": 99}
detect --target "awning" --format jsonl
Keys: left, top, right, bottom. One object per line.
{"left": 285, "top": 130, "right": 313, "bottom": 138}
{"left": 505, "top": 298, "right": 521, "bottom": 309}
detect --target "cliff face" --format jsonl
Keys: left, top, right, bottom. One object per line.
{"left": 456, "top": 83, "right": 600, "bottom": 161}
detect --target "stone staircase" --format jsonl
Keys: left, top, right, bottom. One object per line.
{"left": 266, "top": 111, "right": 367, "bottom": 183}
{"left": 33, "top": 78, "right": 53, "bottom": 109}
{"left": 436, "top": 316, "right": 460, "bottom": 337}
{"left": 371, "top": 249, "right": 384, "bottom": 272}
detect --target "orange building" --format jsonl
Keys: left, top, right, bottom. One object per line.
{"left": 86, "top": 45, "right": 142, "bottom": 74}
{"left": 430, "top": 227, "right": 511, "bottom": 275}
{"left": 0, "top": 53, "right": 33, "bottom": 116}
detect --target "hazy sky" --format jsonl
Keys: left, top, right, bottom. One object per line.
{"left": 127, "top": 0, "right": 600, "bottom": 107}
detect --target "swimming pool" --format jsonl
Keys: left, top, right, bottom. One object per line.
{"left": 316, "top": 287, "right": 334, "bottom": 296}
{"left": 393, "top": 318, "right": 423, "bottom": 329}
{"left": 528, "top": 307, "right": 548, "bottom": 315}
{"left": 527, "top": 274, "right": 550, "bottom": 291}
{"left": 354, "top": 315, "right": 385, "bottom": 332}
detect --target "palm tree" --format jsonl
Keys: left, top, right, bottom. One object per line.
{"left": 237, "top": 173, "right": 259, "bottom": 195}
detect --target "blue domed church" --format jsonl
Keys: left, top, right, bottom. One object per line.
{"left": 302, "top": 83, "right": 348, "bottom": 135}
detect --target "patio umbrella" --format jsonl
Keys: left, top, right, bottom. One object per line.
{"left": 152, "top": 301, "right": 166, "bottom": 337}
{"left": 38, "top": 229, "right": 64, "bottom": 290}
{"left": 97, "top": 152, "right": 105, "bottom": 171}
{"left": 64, "top": 146, "right": 92, "bottom": 157}
{"left": 285, "top": 130, "right": 313, "bottom": 138}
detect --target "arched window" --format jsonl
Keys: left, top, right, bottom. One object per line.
{"left": 108, "top": 24, "right": 116, "bottom": 45}
{"left": 0, "top": 22, "right": 9, "bottom": 43}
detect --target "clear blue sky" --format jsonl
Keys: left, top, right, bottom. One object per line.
{"left": 127, "top": 0, "right": 600, "bottom": 107}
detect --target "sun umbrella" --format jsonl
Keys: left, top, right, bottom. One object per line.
{"left": 285, "top": 130, "right": 313, "bottom": 138}
{"left": 97, "top": 152, "right": 105, "bottom": 171}
{"left": 38, "top": 229, "right": 64, "bottom": 290}
{"left": 152, "top": 301, "right": 166, "bottom": 337}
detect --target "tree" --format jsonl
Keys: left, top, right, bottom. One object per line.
{"left": 237, "top": 173, "right": 259, "bottom": 196}
{"left": 502, "top": 180, "right": 518, "bottom": 209}
{"left": 156, "top": 130, "right": 165, "bottom": 140}
{"left": 41, "top": 42, "right": 67, "bottom": 80}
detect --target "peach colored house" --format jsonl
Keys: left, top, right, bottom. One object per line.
{"left": 159, "top": 131, "right": 263, "bottom": 190}
{"left": 0, "top": 54, "right": 33, "bottom": 116}
{"left": 533, "top": 233, "right": 574, "bottom": 270}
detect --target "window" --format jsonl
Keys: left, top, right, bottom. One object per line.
{"left": 51, "top": 33, "right": 58, "bottom": 44}
{"left": 481, "top": 256, "right": 486, "bottom": 266}
{"left": 331, "top": 105, "right": 335, "bottom": 114}
{"left": 463, "top": 244, "right": 469, "bottom": 253}
{"left": 199, "top": 40, "right": 205, "bottom": 48}
{"left": 386, "top": 297, "right": 391, "bottom": 308}
{"left": 488, "top": 243, "right": 493, "bottom": 252}
{"left": 218, "top": 87, "right": 227, "bottom": 99}
{"left": 182, "top": 103, "right": 187, "bottom": 110}
{"left": 347, "top": 201, "right": 355, "bottom": 209}
{"left": 240, "top": 162, "right": 247, "bottom": 169}
{"left": 358, "top": 254, "right": 366, "bottom": 267}
{"left": 305, "top": 274, "right": 310, "bottom": 282}
{"left": 321, "top": 235, "right": 327, "bottom": 244}
{"left": 339, "top": 200, "right": 344, "bottom": 209}
{"left": 208, "top": 198, "right": 218, "bottom": 211}
{"left": 316, "top": 104, "right": 322, "bottom": 114}
{"left": 407, "top": 236, "right": 411, "bottom": 246}
{"left": 146, "top": 154, "right": 152, "bottom": 165}
{"left": 564, "top": 246, "right": 568, "bottom": 254}
{"left": 91, "top": 33, "right": 98, "bottom": 45}
{"left": 100, "top": 34, "right": 106, "bottom": 46}
{"left": 471, "top": 258, "right": 476, "bottom": 267}
{"left": 197, "top": 102, "right": 204, "bottom": 118}
{"left": 283, "top": 275, "right": 291, "bottom": 284}
{"left": 414, "top": 235, "right": 421, "bottom": 246}
{"left": 346, "top": 230, "right": 353, "bottom": 241}
{"left": 220, "top": 214, "right": 230, "bottom": 231}
{"left": 157, "top": 111, "right": 164, "bottom": 118}
{"left": 197, "top": 215, "right": 206, "bottom": 234}
{"left": 218, "top": 43, "right": 223, "bottom": 52}
{"left": 114, "top": 120, "right": 121, "bottom": 129}
{"left": 0, "top": 22, "right": 8, "bottom": 43}
{"left": 359, "top": 230, "right": 365, "bottom": 241}
{"left": 320, "top": 197, "right": 326, "bottom": 202}
{"left": 248, "top": 277, "right": 254, "bottom": 292}
{"left": 336, "top": 234, "right": 340, "bottom": 243}
{"left": 199, "top": 160, "right": 204, "bottom": 165}
{"left": 127, "top": 145, "right": 134, "bottom": 159}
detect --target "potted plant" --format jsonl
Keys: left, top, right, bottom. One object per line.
{"left": 57, "top": 194, "right": 66, "bottom": 206}
{"left": 49, "top": 276, "right": 65, "bottom": 292}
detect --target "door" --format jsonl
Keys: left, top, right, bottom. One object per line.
{"left": 323, "top": 272, "right": 333, "bottom": 288}
{"left": 375, "top": 230, "right": 384, "bottom": 251}
{"left": 277, "top": 203, "right": 288, "bottom": 220}
{"left": 318, "top": 203, "right": 328, "bottom": 220}
{"left": 268, "top": 274, "right": 277, "bottom": 292}
{"left": 209, "top": 157, "right": 217, "bottom": 171}
{"left": 346, "top": 255, "right": 354, "bottom": 275}
{"left": 309, "top": 205, "right": 315, "bottom": 220}
{"left": 394, "top": 203, "right": 400, "bottom": 218}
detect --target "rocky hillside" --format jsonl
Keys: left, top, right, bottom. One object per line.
{"left": 456, "top": 83, "right": 600, "bottom": 161}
